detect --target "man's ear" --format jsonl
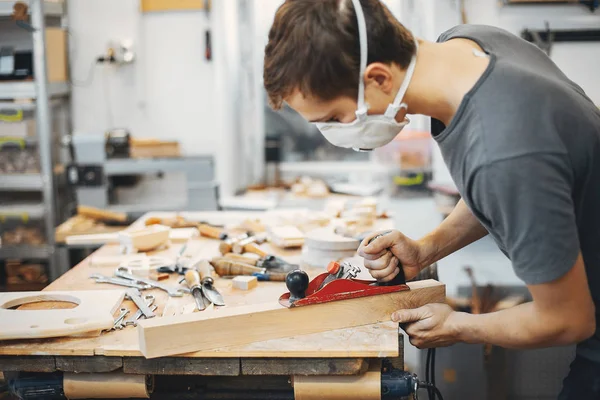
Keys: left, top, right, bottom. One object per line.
{"left": 364, "top": 63, "right": 394, "bottom": 94}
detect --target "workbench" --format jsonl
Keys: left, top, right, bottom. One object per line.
{"left": 0, "top": 211, "right": 411, "bottom": 399}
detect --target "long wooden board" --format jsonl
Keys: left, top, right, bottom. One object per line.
{"left": 139, "top": 280, "right": 445, "bottom": 358}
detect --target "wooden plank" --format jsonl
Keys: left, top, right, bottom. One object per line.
{"left": 140, "top": 0, "right": 208, "bottom": 12}
{"left": 0, "top": 355, "right": 55, "bottom": 372}
{"left": 123, "top": 357, "right": 239, "bottom": 376}
{"left": 55, "top": 356, "right": 122, "bottom": 373}
{"left": 241, "top": 358, "right": 368, "bottom": 376}
{"left": 139, "top": 280, "right": 445, "bottom": 358}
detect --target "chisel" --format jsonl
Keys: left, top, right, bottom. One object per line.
{"left": 184, "top": 269, "right": 208, "bottom": 311}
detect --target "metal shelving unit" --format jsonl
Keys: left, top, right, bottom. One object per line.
{"left": 0, "top": 81, "right": 70, "bottom": 99}
{"left": 0, "top": 244, "right": 52, "bottom": 260}
{"left": 0, "top": 0, "right": 71, "bottom": 282}
{"left": 0, "top": 174, "right": 44, "bottom": 190}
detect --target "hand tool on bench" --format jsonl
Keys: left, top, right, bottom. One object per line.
{"left": 125, "top": 289, "right": 156, "bottom": 319}
{"left": 279, "top": 260, "right": 410, "bottom": 307}
{"left": 124, "top": 304, "right": 157, "bottom": 327}
{"left": 120, "top": 294, "right": 155, "bottom": 328}
{"left": 197, "top": 260, "right": 225, "bottom": 306}
{"left": 156, "top": 242, "right": 192, "bottom": 275}
{"left": 115, "top": 266, "right": 188, "bottom": 296}
{"left": 109, "top": 308, "right": 130, "bottom": 331}
{"left": 231, "top": 234, "right": 268, "bottom": 255}
{"left": 210, "top": 257, "right": 287, "bottom": 281}
{"left": 183, "top": 263, "right": 225, "bottom": 310}
{"left": 184, "top": 269, "right": 208, "bottom": 311}
{"left": 219, "top": 232, "right": 251, "bottom": 255}
{"left": 90, "top": 273, "right": 151, "bottom": 290}
{"left": 318, "top": 261, "right": 361, "bottom": 290}
{"left": 221, "top": 252, "right": 298, "bottom": 273}
{"left": 197, "top": 223, "right": 230, "bottom": 240}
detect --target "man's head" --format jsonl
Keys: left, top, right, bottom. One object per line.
{"left": 263, "top": 0, "right": 416, "bottom": 126}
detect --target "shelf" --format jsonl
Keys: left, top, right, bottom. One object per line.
{"left": 0, "top": 1, "right": 64, "bottom": 17}
{"left": 0, "top": 81, "right": 70, "bottom": 100}
{"left": 0, "top": 174, "right": 44, "bottom": 190}
{"left": 0, "top": 244, "right": 51, "bottom": 260}
{"left": 0, "top": 202, "right": 45, "bottom": 219}
{"left": 0, "top": 99, "right": 60, "bottom": 110}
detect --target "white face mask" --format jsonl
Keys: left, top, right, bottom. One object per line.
{"left": 315, "top": 0, "right": 417, "bottom": 152}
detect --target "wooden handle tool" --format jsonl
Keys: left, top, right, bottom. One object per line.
{"left": 232, "top": 234, "right": 267, "bottom": 254}
{"left": 222, "top": 253, "right": 259, "bottom": 265}
{"left": 219, "top": 233, "right": 250, "bottom": 255}
{"left": 242, "top": 243, "right": 269, "bottom": 258}
{"left": 211, "top": 258, "right": 286, "bottom": 282}
{"left": 198, "top": 224, "right": 227, "bottom": 240}
{"left": 184, "top": 269, "right": 207, "bottom": 311}
{"left": 184, "top": 269, "right": 202, "bottom": 290}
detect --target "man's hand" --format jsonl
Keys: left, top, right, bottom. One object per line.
{"left": 357, "top": 230, "right": 432, "bottom": 282}
{"left": 392, "top": 303, "right": 460, "bottom": 348}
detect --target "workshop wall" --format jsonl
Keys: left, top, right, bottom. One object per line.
{"left": 464, "top": 0, "right": 600, "bottom": 104}
{"left": 67, "top": 0, "right": 246, "bottom": 196}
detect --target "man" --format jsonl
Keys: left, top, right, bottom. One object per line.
{"left": 263, "top": 0, "right": 600, "bottom": 398}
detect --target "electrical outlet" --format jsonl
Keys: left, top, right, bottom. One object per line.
{"left": 104, "top": 40, "right": 135, "bottom": 65}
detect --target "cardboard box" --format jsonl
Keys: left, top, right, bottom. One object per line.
{"left": 45, "top": 28, "right": 67, "bottom": 83}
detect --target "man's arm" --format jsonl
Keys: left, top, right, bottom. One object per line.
{"left": 419, "top": 198, "right": 489, "bottom": 265}
{"left": 394, "top": 253, "right": 595, "bottom": 349}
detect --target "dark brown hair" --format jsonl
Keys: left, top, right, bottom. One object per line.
{"left": 264, "top": 0, "right": 415, "bottom": 109}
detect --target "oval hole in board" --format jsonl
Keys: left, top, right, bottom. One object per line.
{"left": 1, "top": 295, "right": 81, "bottom": 310}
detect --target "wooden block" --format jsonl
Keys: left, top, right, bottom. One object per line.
{"left": 46, "top": 28, "right": 67, "bottom": 82}
{"left": 130, "top": 139, "right": 180, "bottom": 159}
{"left": 149, "top": 271, "right": 169, "bottom": 281}
{"left": 138, "top": 280, "right": 445, "bottom": 358}
{"left": 232, "top": 276, "right": 257, "bottom": 291}
{"left": 140, "top": 0, "right": 209, "bottom": 12}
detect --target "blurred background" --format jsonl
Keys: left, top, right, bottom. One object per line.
{"left": 0, "top": 1, "right": 599, "bottom": 398}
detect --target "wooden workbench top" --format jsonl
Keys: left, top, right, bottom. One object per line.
{"left": 0, "top": 212, "right": 400, "bottom": 360}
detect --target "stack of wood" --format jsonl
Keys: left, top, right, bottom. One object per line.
{"left": 55, "top": 206, "right": 130, "bottom": 243}
{"left": 4, "top": 260, "right": 48, "bottom": 290}
{"left": 2, "top": 226, "right": 45, "bottom": 245}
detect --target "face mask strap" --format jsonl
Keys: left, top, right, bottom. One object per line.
{"left": 384, "top": 40, "right": 418, "bottom": 119}
{"left": 350, "top": 0, "right": 368, "bottom": 119}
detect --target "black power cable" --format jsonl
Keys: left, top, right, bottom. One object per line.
{"left": 421, "top": 348, "right": 443, "bottom": 400}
